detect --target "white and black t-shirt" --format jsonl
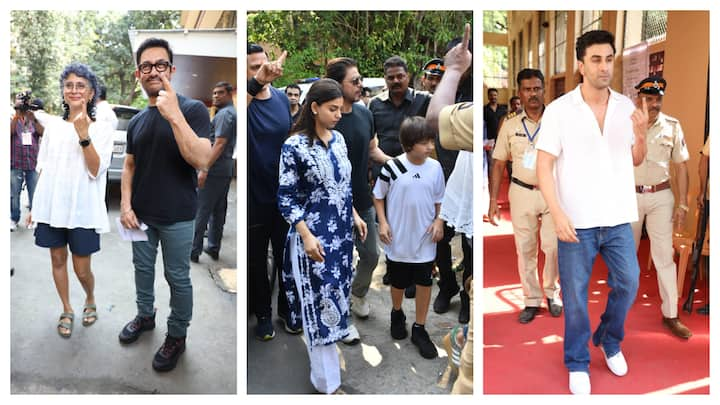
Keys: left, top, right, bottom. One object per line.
{"left": 373, "top": 154, "right": 445, "bottom": 263}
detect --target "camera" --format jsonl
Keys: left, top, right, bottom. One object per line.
{"left": 16, "top": 90, "right": 40, "bottom": 112}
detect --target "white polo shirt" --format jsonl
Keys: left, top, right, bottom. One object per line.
{"left": 535, "top": 85, "right": 638, "bottom": 229}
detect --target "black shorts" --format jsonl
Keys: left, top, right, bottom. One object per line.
{"left": 386, "top": 258, "right": 433, "bottom": 289}
{"left": 34, "top": 223, "right": 100, "bottom": 256}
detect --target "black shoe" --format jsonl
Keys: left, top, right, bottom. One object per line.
{"left": 547, "top": 298, "right": 563, "bottom": 317}
{"left": 458, "top": 290, "right": 470, "bottom": 324}
{"left": 518, "top": 306, "right": 539, "bottom": 324}
{"left": 411, "top": 323, "right": 438, "bottom": 359}
{"left": 255, "top": 316, "right": 275, "bottom": 341}
{"left": 390, "top": 308, "right": 407, "bottom": 339}
{"left": 697, "top": 304, "right": 709, "bottom": 315}
{"left": 152, "top": 334, "right": 186, "bottom": 372}
{"left": 190, "top": 254, "right": 199, "bottom": 263}
{"left": 404, "top": 285, "right": 416, "bottom": 299}
{"left": 382, "top": 272, "right": 391, "bottom": 285}
{"left": 433, "top": 284, "right": 460, "bottom": 314}
{"left": 119, "top": 312, "right": 156, "bottom": 344}
{"left": 203, "top": 247, "right": 219, "bottom": 261}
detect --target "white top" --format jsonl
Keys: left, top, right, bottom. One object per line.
{"left": 32, "top": 112, "right": 114, "bottom": 232}
{"left": 95, "top": 100, "right": 119, "bottom": 130}
{"left": 372, "top": 154, "right": 445, "bottom": 262}
{"left": 535, "top": 85, "right": 638, "bottom": 229}
{"left": 440, "top": 151, "right": 473, "bottom": 238}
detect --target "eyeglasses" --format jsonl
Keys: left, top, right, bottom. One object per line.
{"left": 346, "top": 76, "right": 363, "bottom": 86}
{"left": 138, "top": 61, "right": 172, "bottom": 74}
{"left": 63, "top": 82, "right": 88, "bottom": 92}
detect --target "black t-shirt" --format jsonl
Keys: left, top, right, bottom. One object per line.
{"left": 334, "top": 103, "right": 375, "bottom": 211}
{"left": 483, "top": 103, "right": 507, "bottom": 140}
{"left": 126, "top": 94, "right": 211, "bottom": 224}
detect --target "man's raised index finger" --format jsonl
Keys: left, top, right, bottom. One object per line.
{"left": 462, "top": 23, "right": 471, "bottom": 50}
{"left": 277, "top": 50, "right": 288, "bottom": 65}
{"left": 159, "top": 74, "right": 173, "bottom": 90}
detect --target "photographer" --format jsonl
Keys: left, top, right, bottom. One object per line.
{"left": 10, "top": 91, "right": 44, "bottom": 231}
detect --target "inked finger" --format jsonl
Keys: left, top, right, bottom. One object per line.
{"left": 277, "top": 50, "right": 288, "bottom": 66}
{"left": 462, "top": 23, "right": 471, "bottom": 50}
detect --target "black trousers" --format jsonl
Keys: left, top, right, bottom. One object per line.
{"left": 248, "top": 199, "right": 290, "bottom": 319}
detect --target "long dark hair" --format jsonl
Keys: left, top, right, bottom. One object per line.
{"left": 290, "top": 78, "right": 343, "bottom": 145}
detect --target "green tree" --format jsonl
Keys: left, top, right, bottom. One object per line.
{"left": 248, "top": 11, "right": 473, "bottom": 88}
{"left": 10, "top": 10, "right": 180, "bottom": 113}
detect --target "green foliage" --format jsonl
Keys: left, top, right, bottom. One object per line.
{"left": 10, "top": 10, "right": 180, "bottom": 113}
{"left": 248, "top": 11, "right": 473, "bottom": 88}
{"left": 483, "top": 10, "right": 507, "bottom": 33}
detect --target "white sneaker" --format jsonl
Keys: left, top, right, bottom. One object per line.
{"left": 569, "top": 371, "right": 591, "bottom": 394}
{"left": 341, "top": 324, "right": 360, "bottom": 345}
{"left": 10, "top": 221, "right": 17, "bottom": 232}
{"left": 600, "top": 346, "right": 628, "bottom": 376}
{"left": 351, "top": 294, "right": 370, "bottom": 319}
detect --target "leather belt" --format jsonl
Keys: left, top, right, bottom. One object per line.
{"left": 511, "top": 177, "right": 538, "bottom": 190}
{"left": 635, "top": 180, "right": 671, "bottom": 194}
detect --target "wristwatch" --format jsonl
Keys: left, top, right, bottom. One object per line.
{"left": 79, "top": 137, "right": 91, "bottom": 148}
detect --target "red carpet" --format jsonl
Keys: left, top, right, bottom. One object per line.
{"left": 482, "top": 174, "right": 710, "bottom": 395}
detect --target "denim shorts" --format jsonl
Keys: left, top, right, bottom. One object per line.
{"left": 34, "top": 223, "right": 100, "bottom": 256}
{"left": 386, "top": 258, "right": 433, "bottom": 289}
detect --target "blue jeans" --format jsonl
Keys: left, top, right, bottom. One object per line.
{"left": 132, "top": 220, "right": 194, "bottom": 338}
{"left": 558, "top": 223, "right": 639, "bottom": 372}
{"left": 10, "top": 168, "right": 37, "bottom": 222}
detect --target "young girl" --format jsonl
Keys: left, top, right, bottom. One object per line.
{"left": 277, "top": 78, "right": 367, "bottom": 394}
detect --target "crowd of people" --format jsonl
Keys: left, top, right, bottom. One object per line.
{"left": 485, "top": 29, "right": 710, "bottom": 395}
{"left": 10, "top": 37, "right": 237, "bottom": 373}
{"left": 248, "top": 24, "right": 474, "bottom": 394}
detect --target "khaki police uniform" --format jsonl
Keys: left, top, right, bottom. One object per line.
{"left": 493, "top": 110, "right": 560, "bottom": 307}
{"left": 631, "top": 111, "right": 690, "bottom": 318}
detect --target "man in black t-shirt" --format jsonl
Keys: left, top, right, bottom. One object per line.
{"left": 118, "top": 37, "right": 212, "bottom": 372}
{"left": 326, "top": 57, "right": 391, "bottom": 344}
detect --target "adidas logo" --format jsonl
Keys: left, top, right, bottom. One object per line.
{"left": 413, "top": 173, "right": 421, "bottom": 179}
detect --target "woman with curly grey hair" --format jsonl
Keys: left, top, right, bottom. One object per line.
{"left": 29, "top": 62, "right": 114, "bottom": 338}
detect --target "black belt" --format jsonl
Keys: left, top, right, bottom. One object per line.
{"left": 511, "top": 177, "right": 538, "bottom": 190}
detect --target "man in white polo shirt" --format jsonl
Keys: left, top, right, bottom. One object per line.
{"left": 536, "top": 30, "right": 649, "bottom": 395}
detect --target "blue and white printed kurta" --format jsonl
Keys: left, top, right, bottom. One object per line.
{"left": 278, "top": 131, "right": 354, "bottom": 347}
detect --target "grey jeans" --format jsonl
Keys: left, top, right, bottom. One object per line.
{"left": 351, "top": 206, "right": 380, "bottom": 298}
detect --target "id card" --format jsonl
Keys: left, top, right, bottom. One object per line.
{"left": 522, "top": 145, "right": 537, "bottom": 170}
{"left": 21, "top": 131, "right": 33, "bottom": 146}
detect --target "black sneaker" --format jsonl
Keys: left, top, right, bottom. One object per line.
{"left": 255, "top": 316, "right": 275, "bottom": 341}
{"left": 458, "top": 290, "right": 470, "bottom": 324}
{"left": 404, "top": 285, "right": 416, "bottom": 299}
{"left": 190, "top": 254, "right": 199, "bottom": 263}
{"left": 433, "top": 284, "right": 460, "bottom": 314}
{"left": 203, "top": 247, "right": 219, "bottom": 261}
{"left": 390, "top": 308, "right": 407, "bottom": 340}
{"left": 152, "top": 334, "right": 186, "bottom": 372}
{"left": 411, "top": 323, "right": 438, "bottom": 359}
{"left": 119, "top": 312, "right": 156, "bottom": 344}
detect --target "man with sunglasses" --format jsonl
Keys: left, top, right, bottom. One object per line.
{"left": 325, "top": 57, "right": 391, "bottom": 344}
{"left": 118, "top": 37, "right": 212, "bottom": 372}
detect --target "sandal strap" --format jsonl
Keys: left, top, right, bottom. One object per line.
{"left": 58, "top": 321, "right": 73, "bottom": 329}
{"left": 83, "top": 304, "right": 97, "bottom": 311}
{"left": 60, "top": 312, "right": 74, "bottom": 320}
{"left": 83, "top": 311, "right": 98, "bottom": 319}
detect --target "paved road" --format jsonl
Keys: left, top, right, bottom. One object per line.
{"left": 246, "top": 236, "right": 468, "bottom": 394}
{"left": 10, "top": 180, "right": 237, "bottom": 394}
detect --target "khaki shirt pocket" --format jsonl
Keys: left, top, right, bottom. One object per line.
{"left": 647, "top": 134, "right": 674, "bottom": 165}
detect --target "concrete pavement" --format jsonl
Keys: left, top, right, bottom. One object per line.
{"left": 10, "top": 179, "right": 237, "bottom": 394}
{"left": 247, "top": 236, "right": 468, "bottom": 394}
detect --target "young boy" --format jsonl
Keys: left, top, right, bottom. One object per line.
{"left": 373, "top": 116, "right": 445, "bottom": 359}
